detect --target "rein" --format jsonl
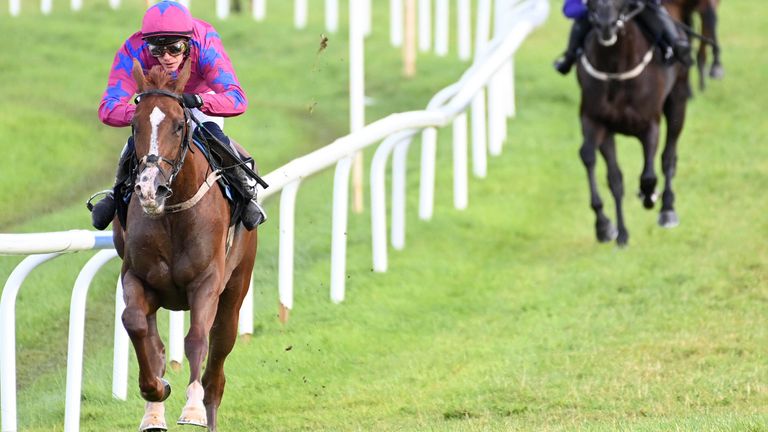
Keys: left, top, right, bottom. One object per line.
{"left": 134, "top": 89, "right": 219, "bottom": 214}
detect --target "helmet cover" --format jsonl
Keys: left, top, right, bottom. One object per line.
{"left": 141, "top": 1, "right": 194, "bottom": 40}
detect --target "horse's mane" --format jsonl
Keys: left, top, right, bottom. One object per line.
{"left": 145, "top": 65, "right": 177, "bottom": 91}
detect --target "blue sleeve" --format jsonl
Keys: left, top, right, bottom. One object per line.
{"left": 563, "top": 0, "right": 588, "bottom": 19}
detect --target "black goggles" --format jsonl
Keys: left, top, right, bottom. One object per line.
{"left": 147, "top": 40, "right": 188, "bottom": 57}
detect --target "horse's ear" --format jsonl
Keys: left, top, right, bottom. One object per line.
{"left": 174, "top": 60, "right": 192, "bottom": 94}
{"left": 132, "top": 60, "right": 146, "bottom": 93}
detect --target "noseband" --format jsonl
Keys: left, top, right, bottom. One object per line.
{"left": 133, "top": 89, "right": 192, "bottom": 198}
{"left": 588, "top": 0, "right": 645, "bottom": 41}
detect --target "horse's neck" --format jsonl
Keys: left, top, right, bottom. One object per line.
{"left": 170, "top": 149, "right": 214, "bottom": 205}
{"left": 587, "top": 23, "right": 651, "bottom": 72}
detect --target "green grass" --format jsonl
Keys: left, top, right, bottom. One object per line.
{"left": 2, "top": 0, "right": 768, "bottom": 431}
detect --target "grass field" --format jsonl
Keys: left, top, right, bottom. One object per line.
{"left": 1, "top": 0, "right": 767, "bottom": 431}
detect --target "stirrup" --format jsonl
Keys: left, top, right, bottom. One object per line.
{"left": 86, "top": 190, "right": 113, "bottom": 212}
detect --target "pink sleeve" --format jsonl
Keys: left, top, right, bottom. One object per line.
{"left": 195, "top": 31, "right": 248, "bottom": 117}
{"left": 98, "top": 38, "right": 141, "bottom": 127}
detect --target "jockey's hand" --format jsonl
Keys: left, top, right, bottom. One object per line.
{"left": 182, "top": 93, "right": 203, "bottom": 109}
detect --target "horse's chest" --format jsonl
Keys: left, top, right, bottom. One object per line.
{"left": 586, "top": 91, "right": 658, "bottom": 134}
{"left": 125, "top": 235, "right": 212, "bottom": 290}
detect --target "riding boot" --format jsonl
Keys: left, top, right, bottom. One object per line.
{"left": 87, "top": 139, "right": 134, "bottom": 230}
{"left": 657, "top": 6, "right": 692, "bottom": 66}
{"left": 231, "top": 164, "right": 267, "bottom": 230}
{"left": 196, "top": 121, "right": 267, "bottom": 230}
{"left": 639, "top": 2, "right": 692, "bottom": 66}
{"left": 554, "top": 17, "right": 591, "bottom": 75}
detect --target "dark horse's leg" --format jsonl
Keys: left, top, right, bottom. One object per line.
{"left": 659, "top": 68, "right": 689, "bottom": 228}
{"left": 638, "top": 122, "right": 661, "bottom": 210}
{"left": 202, "top": 258, "right": 255, "bottom": 432}
{"left": 579, "top": 118, "right": 618, "bottom": 243}
{"left": 599, "top": 134, "right": 629, "bottom": 246}
{"left": 177, "top": 268, "right": 224, "bottom": 427}
{"left": 700, "top": 1, "right": 723, "bottom": 80}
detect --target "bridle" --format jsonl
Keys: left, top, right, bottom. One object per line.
{"left": 132, "top": 89, "right": 193, "bottom": 200}
{"left": 588, "top": 0, "right": 645, "bottom": 46}
{"left": 582, "top": 0, "right": 654, "bottom": 81}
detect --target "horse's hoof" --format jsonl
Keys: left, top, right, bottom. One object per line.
{"left": 178, "top": 400, "right": 207, "bottom": 428}
{"left": 596, "top": 221, "right": 618, "bottom": 243}
{"left": 140, "top": 424, "right": 168, "bottom": 432}
{"left": 140, "top": 402, "right": 167, "bottom": 431}
{"left": 658, "top": 210, "right": 679, "bottom": 228}
{"left": 141, "top": 378, "right": 171, "bottom": 402}
{"left": 637, "top": 190, "right": 658, "bottom": 209}
{"left": 159, "top": 379, "right": 172, "bottom": 402}
{"left": 616, "top": 232, "right": 629, "bottom": 248}
{"left": 710, "top": 64, "right": 724, "bottom": 80}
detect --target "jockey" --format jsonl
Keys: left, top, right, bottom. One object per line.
{"left": 89, "top": 0, "right": 266, "bottom": 230}
{"left": 554, "top": 0, "right": 692, "bottom": 75}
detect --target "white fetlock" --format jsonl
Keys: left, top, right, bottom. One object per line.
{"left": 139, "top": 402, "right": 167, "bottom": 431}
{"left": 177, "top": 381, "right": 207, "bottom": 427}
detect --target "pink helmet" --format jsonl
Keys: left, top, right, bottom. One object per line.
{"left": 141, "top": 1, "right": 194, "bottom": 39}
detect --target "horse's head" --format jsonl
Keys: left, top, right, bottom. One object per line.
{"left": 586, "top": 0, "right": 636, "bottom": 47}
{"left": 130, "top": 60, "right": 192, "bottom": 217}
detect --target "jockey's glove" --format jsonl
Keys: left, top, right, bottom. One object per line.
{"left": 182, "top": 93, "right": 203, "bottom": 109}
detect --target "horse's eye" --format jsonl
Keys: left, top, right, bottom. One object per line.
{"left": 174, "top": 122, "right": 184, "bottom": 135}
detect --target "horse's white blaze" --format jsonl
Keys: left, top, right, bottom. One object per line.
{"left": 149, "top": 107, "right": 166, "bottom": 156}
{"left": 136, "top": 167, "right": 164, "bottom": 200}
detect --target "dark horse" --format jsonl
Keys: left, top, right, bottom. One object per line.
{"left": 113, "top": 60, "right": 257, "bottom": 431}
{"left": 577, "top": 0, "right": 689, "bottom": 246}
{"left": 666, "top": 0, "right": 723, "bottom": 91}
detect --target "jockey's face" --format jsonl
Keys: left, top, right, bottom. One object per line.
{"left": 147, "top": 39, "right": 189, "bottom": 73}
{"left": 157, "top": 50, "right": 185, "bottom": 73}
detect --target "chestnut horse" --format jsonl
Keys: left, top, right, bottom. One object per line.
{"left": 665, "top": 0, "right": 723, "bottom": 91}
{"left": 112, "top": 61, "right": 257, "bottom": 431}
{"left": 576, "top": 0, "right": 689, "bottom": 246}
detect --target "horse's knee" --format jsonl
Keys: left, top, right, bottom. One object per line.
{"left": 579, "top": 144, "right": 596, "bottom": 166}
{"left": 122, "top": 307, "right": 148, "bottom": 338}
{"left": 184, "top": 327, "right": 210, "bottom": 356}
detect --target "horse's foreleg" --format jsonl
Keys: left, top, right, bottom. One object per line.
{"left": 121, "top": 271, "right": 169, "bottom": 403}
{"left": 579, "top": 120, "right": 616, "bottom": 243}
{"left": 599, "top": 135, "right": 628, "bottom": 246}
{"left": 638, "top": 123, "right": 660, "bottom": 210}
{"left": 659, "top": 79, "right": 688, "bottom": 228}
{"left": 177, "top": 271, "right": 224, "bottom": 428}
{"left": 202, "top": 270, "right": 251, "bottom": 432}
{"left": 138, "top": 314, "right": 169, "bottom": 431}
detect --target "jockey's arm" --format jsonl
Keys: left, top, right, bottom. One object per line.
{"left": 98, "top": 39, "right": 141, "bottom": 127}
{"left": 194, "top": 33, "right": 248, "bottom": 118}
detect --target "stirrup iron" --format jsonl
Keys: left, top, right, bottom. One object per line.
{"left": 86, "top": 189, "right": 113, "bottom": 212}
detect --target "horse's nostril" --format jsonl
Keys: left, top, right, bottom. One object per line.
{"left": 157, "top": 185, "right": 172, "bottom": 198}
